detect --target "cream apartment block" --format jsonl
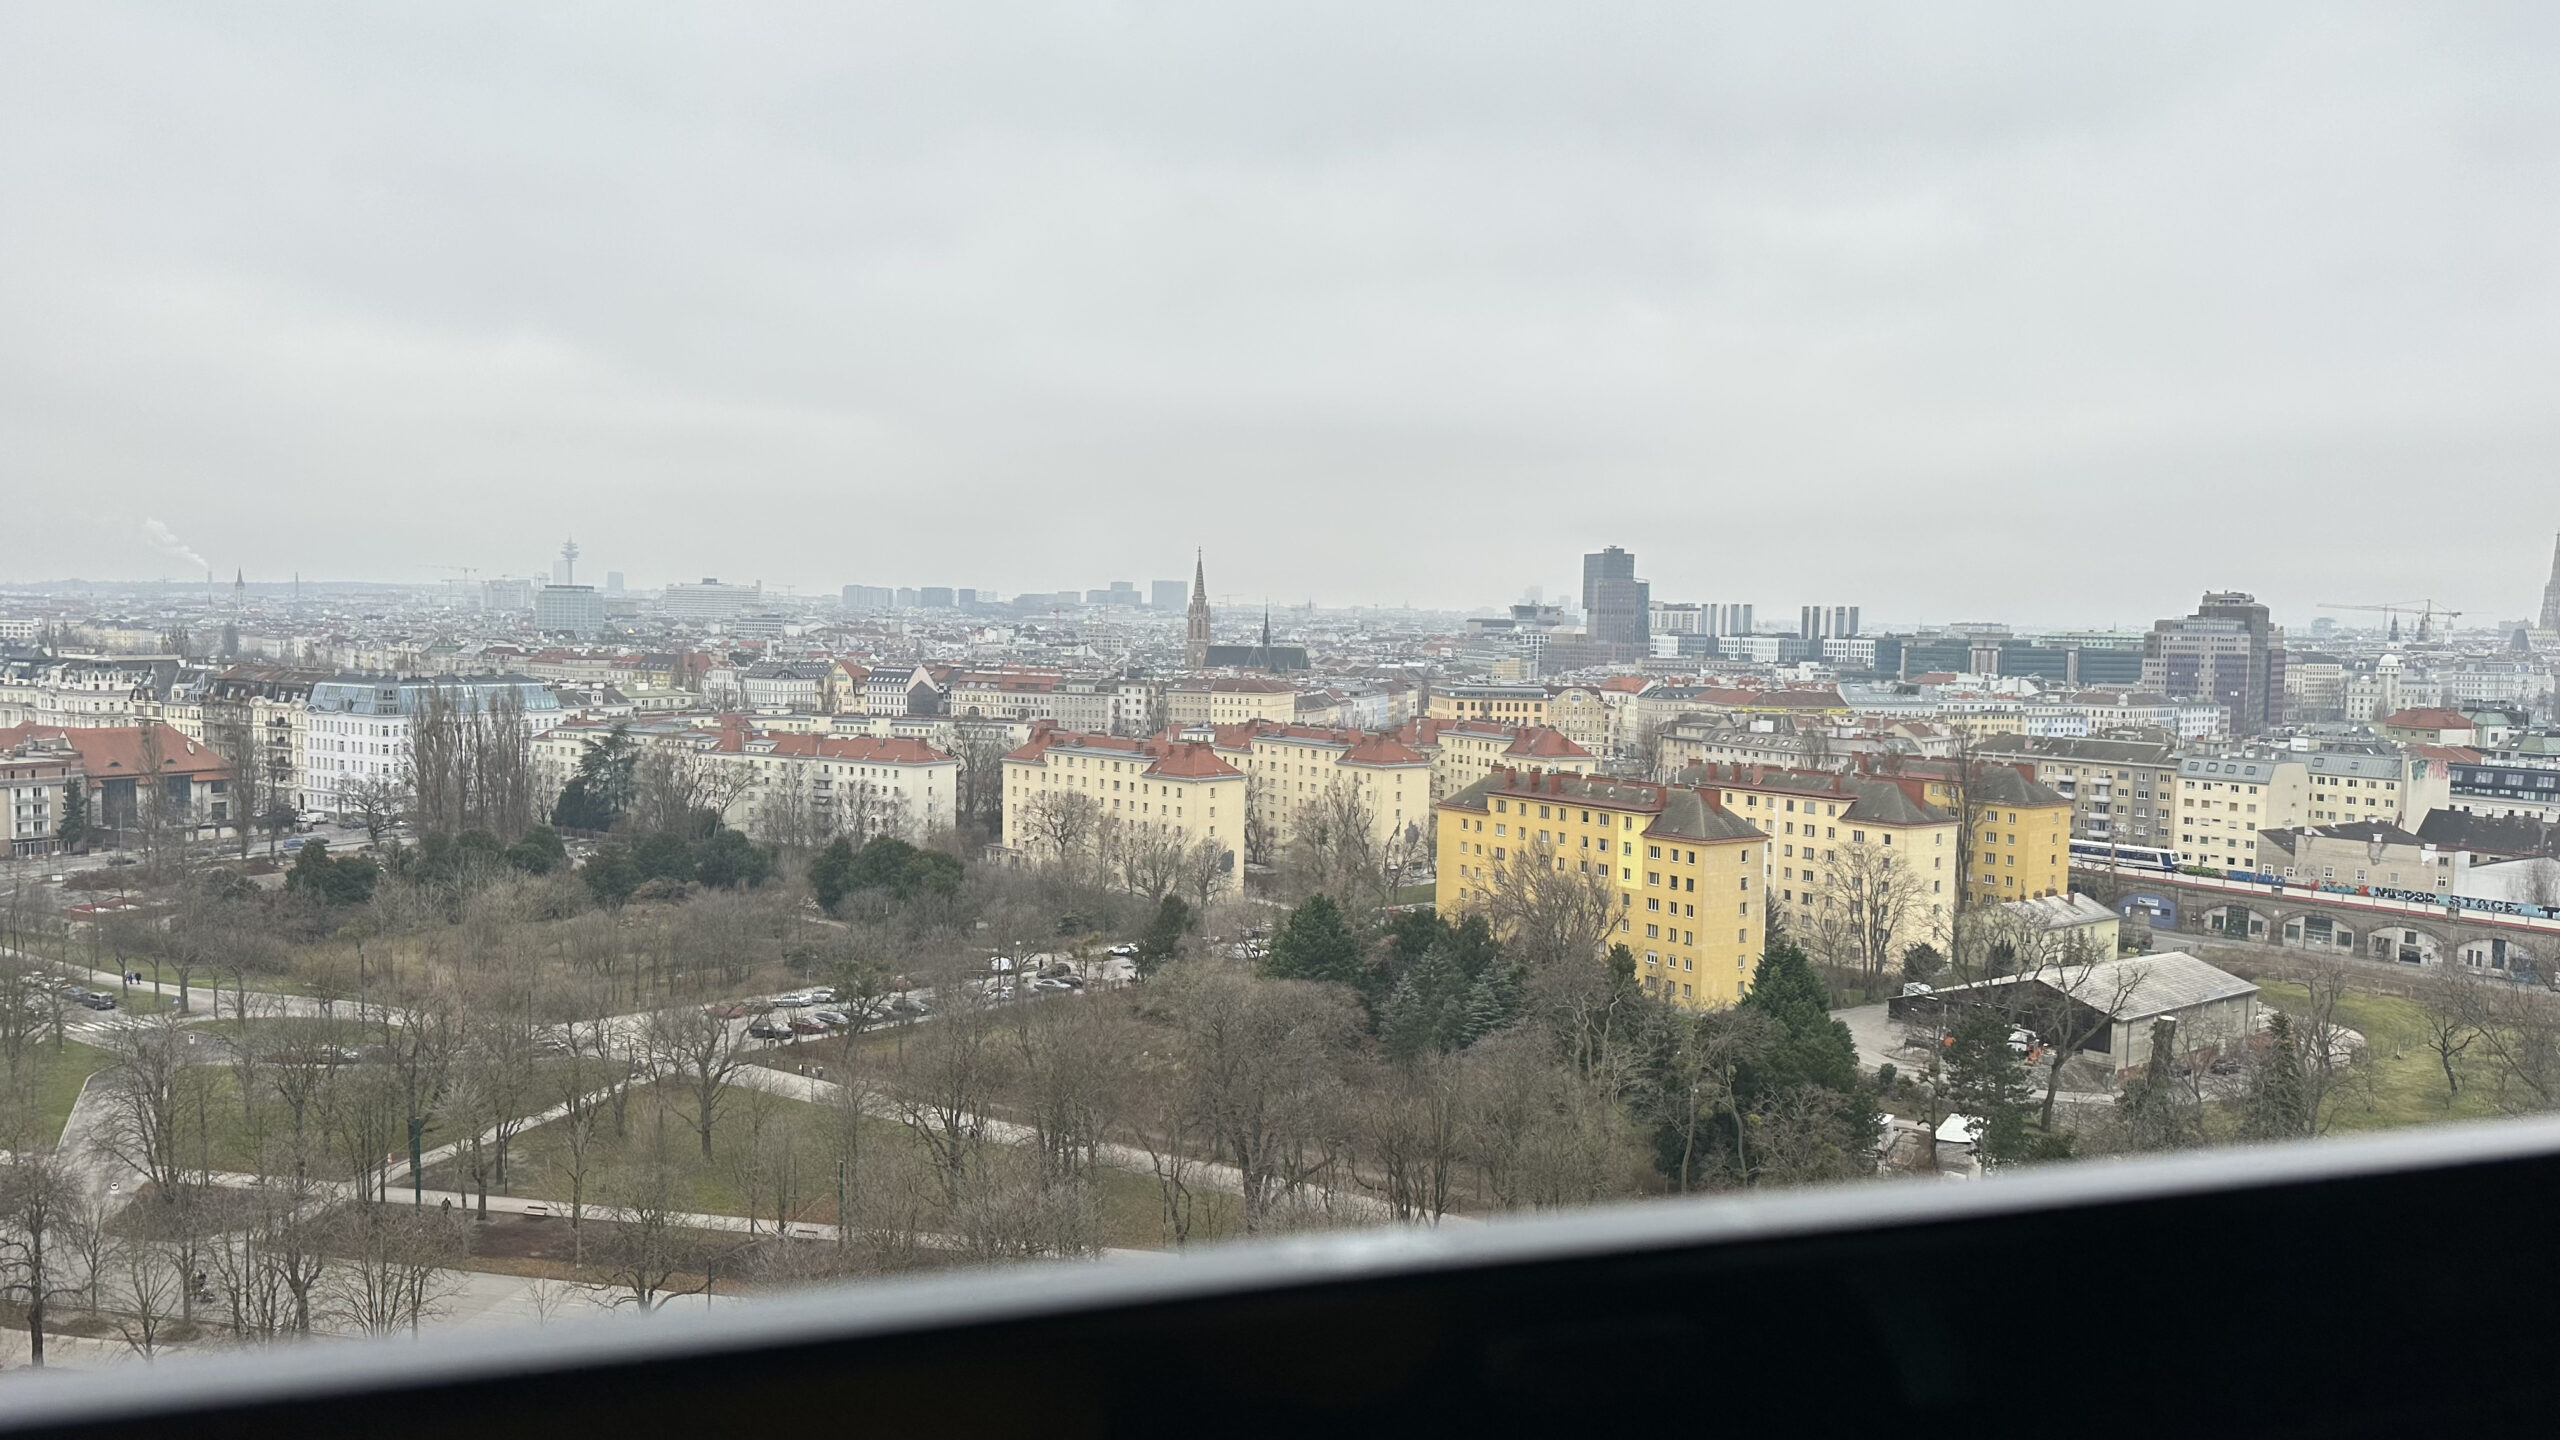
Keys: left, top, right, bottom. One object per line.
{"left": 534, "top": 715, "right": 956, "bottom": 842}
{"left": 1674, "top": 760, "right": 1959, "bottom": 965}
{"left": 1165, "top": 677, "right": 1298, "bottom": 727}
{"left": 1000, "top": 726, "right": 1245, "bottom": 888}
{"left": 1208, "top": 723, "right": 1436, "bottom": 864}
{"left": 2172, "top": 750, "right": 2432, "bottom": 873}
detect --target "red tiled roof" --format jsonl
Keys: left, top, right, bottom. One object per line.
{"left": 2380, "top": 708, "right": 2473, "bottom": 730}
{"left": 1503, "top": 726, "right": 1591, "bottom": 759}
{"left": 1006, "top": 724, "right": 1241, "bottom": 779}
{"left": 1343, "top": 735, "right": 1429, "bottom": 766}
{"left": 1146, "top": 743, "right": 1242, "bottom": 779}
{"left": 0, "top": 723, "right": 228, "bottom": 778}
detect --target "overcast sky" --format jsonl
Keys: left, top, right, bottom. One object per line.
{"left": 4, "top": 4, "right": 2556, "bottom": 626}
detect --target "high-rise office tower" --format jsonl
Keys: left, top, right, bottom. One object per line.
{"left": 2142, "top": 591, "right": 2288, "bottom": 734}
{"left": 1581, "top": 546, "right": 1649, "bottom": 653}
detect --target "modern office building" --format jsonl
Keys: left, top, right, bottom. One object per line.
{"left": 663, "top": 578, "right": 763, "bottom": 623}
{"left": 2142, "top": 592, "right": 2288, "bottom": 735}
{"left": 1582, "top": 546, "right": 1650, "bottom": 653}
{"left": 533, "top": 584, "right": 603, "bottom": 638}
{"left": 1799, "top": 605, "right": 1861, "bottom": 641}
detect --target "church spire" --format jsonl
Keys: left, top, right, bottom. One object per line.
{"left": 1186, "top": 549, "right": 1213, "bottom": 670}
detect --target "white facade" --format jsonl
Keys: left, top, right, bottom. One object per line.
{"left": 303, "top": 677, "right": 565, "bottom": 815}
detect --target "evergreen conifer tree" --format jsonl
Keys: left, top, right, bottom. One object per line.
{"left": 1944, "top": 1007, "right": 2035, "bottom": 1164}
{"left": 2242, "top": 1011, "right": 2312, "bottom": 1140}
{"left": 1262, "top": 893, "right": 1364, "bottom": 985}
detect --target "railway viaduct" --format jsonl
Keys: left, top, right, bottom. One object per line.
{"left": 2074, "top": 865, "right": 2558, "bottom": 977}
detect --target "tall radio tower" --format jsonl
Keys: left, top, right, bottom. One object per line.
{"left": 559, "top": 537, "right": 580, "bottom": 587}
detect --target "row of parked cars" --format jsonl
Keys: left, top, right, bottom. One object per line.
{"left": 714, "top": 985, "right": 933, "bottom": 1040}
{"left": 58, "top": 983, "right": 118, "bottom": 1012}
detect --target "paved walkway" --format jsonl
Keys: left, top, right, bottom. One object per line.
{"left": 732, "top": 1062, "right": 1398, "bottom": 1221}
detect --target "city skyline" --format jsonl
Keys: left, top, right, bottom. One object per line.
{"left": 9, "top": 7, "right": 2560, "bottom": 617}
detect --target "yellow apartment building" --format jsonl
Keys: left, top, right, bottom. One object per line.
{"left": 1675, "top": 762, "right": 1959, "bottom": 969}
{"left": 1208, "top": 723, "right": 1434, "bottom": 866}
{"left": 1435, "top": 768, "right": 1764, "bottom": 1007}
{"left": 1900, "top": 763, "right": 2070, "bottom": 902}
{"left": 1001, "top": 725, "right": 1246, "bottom": 890}
{"left": 1166, "top": 677, "right": 1298, "bottom": 727}
{"left": 1423, "top": 720, "right": 1592, "bottom": 803}
{"left": 1428, "top": 684, "right": 1550, "bottom": 727}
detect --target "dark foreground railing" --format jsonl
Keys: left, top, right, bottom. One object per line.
{"left": 11, "top": 1119, "right": 2560, "bottom": 1438}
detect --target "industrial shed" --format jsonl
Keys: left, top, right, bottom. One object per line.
{"left": 1890, "top": 951, "right": 2259, "bottom": 1076}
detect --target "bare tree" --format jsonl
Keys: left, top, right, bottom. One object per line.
{"left": 1475, "top": 836, "right": 1621, "bottom": 975}
{"left": 1156, "top": 963, "right": 1357, "bottom": 1234}
{"left": 104, "top": 1229, "right": 186, "bottom": 1360}
{"left": 340, "top": 775, "right": 410, "bottom": 844}
{"left": 0, "top": 1148, "right": 82, "bottom": 1366}
{"left": 1021, "top": 791, "right": 1102, "bottom": 874}
{"left": 2418, "top": 963, "right": 2484, "bottom": 1103}
{"left": 1351, "top": 1055, "right": 1463, "bottom": 1223}
{"left": 597, "top": 1158, "right": 712, "bottom": 1310}
{"left": 95, "top": 1017, "right": 209, "bottom": 1196}
{"left": 886, "top": 987, "right": 1006, "bottom": 1214}
{"left": 946, "top": 720, "right": 1012, "bottom": 838}
{"left": 205, "top": 702, "right": 266, "bottom": 858}
{"left": 630, "top": 745, "right": 755, "bottom": 837}
{"left": 1459, "top": 1029, "right": 1645, "bottom": 1210}
{"left": 325, "top": 1205, "right": 465, "bottom": 1334}
{"left": 646, "top": 1003, "right": 754, "bottom": 1162}
{"left": 1803, "top": 840, "right": 1930, "bottom": 997}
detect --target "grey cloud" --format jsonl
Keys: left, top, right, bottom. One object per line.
{"left": 3, "top": 3, "right": 2556, "bottom": 622}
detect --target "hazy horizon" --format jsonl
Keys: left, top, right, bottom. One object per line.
{"left": 6, "top": 4, "right": 2557, "bottom": 623}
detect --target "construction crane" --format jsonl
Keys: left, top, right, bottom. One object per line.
{"left": 428, "top": 565, "right": 480, "bottom": 608}
{"left": 2318, "top": 599, "right": 2464, "bottom": 643}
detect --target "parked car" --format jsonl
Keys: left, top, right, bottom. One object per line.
{"left": 282, "top": 837, "right": 307, "bottom": 850}
{"left": 772, "top": 993, "right": 815, "bottom": 1009}
{"left": 787, "top": 1016, "right": 826, "bottom": 1035}
{"left": 1105, "top": 943, "right": 1139, "bottom": 959}
{"left": 746, "top": 1020, "right": 792, "bottom": 1040}
{"left": 704, "top": 1002, "right": 750, "bottom": 1019}
{"left": 1029, "top": 977, "right": 1074, "bottom": 993}
{"left": 888, "top": 995, "right": 929, "bottom": 1015}
{"left": 76, "top": 992, "right": 116, "bottom": 1011}
{"left": 811, "top": 1009, "right": 852, "bottom": 1028}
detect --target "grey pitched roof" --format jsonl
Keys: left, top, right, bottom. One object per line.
{"left": 2303, "top": 820, "right": 2423, "bottom": 846}
{"left": 2414, "top": 810, "right": 2560, "bottom": 860}
{"left": 1934, "top": 951, "right": 2257, "bottom": 1023}
{"left": 1976, "top": 734, "right": 2178, "bottom": 766}
{"left": 1969, "top": 765, "right": 2068, "bottom": 808}
{"left": 2077, "top": 952, "right": 2262, "bottom": 1021}
{"left": 1840, "top": 778, "right": 1947, "bottom": 826}
{"left": 1647, "top": 790, "right": 1764, "bottom": 844}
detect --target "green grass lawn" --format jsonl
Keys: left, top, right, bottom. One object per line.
{"left": 433, "top": 1077, "right": 1244, "bottom": 1251}
{"left": 2253, "top": 980, "right": 2506, "bottom": 1132}
{"left": 2, "top": 1039, "right": 118, "bottom": 1143}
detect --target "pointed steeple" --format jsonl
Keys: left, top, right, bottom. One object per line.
{"left": 2542, "top": 529, "right": 2560, "bottom": 633}
{"left": 1185, "top": 550, "right": 1213, "bottom": 670}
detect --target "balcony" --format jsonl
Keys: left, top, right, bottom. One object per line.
{"left": 12, "top": 1120, "right": 2559, "bottom": 1435}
